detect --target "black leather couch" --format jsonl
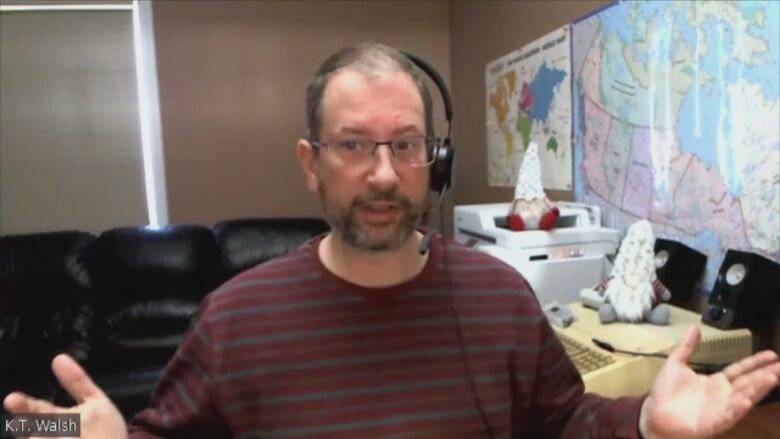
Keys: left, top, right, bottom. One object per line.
{"left": 1, "top": 231, "right": 95, "bottom": 406}
{"left": 0, "top": 218, "right": 329, "bottom": 418}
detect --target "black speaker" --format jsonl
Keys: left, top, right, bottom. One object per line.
{"left": 654, "top": 238, "right": 707, "bottom": 306}
{"left": 702, "top": 250, "right": 780, "bottom": 331}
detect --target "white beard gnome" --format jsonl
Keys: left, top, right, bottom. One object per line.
{"left": 507, "top": 142, "right": 560, "bottom": 231}
{"left": 598, "top": 219, "right": 672, "bottom": 325}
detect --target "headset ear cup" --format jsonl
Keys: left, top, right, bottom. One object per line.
{"left": 430, "top": 138, "right": 454, "bottom": 193}
{"left": 400, "top": 50, "right": 454, "bottom": 195}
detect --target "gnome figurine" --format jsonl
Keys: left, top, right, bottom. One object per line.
{"left": 507, "top": 142, "right": 560, "bottom": 231}
{"left": 598, "top": 219, "right": 671, "bottom": 325}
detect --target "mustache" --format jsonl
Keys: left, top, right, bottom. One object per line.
{"left": 352, "top": 189, "right": 413, "bottom": 208}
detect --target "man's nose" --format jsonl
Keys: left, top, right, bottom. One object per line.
{"left": 367, "top": 145, "right": 400, "bottom": 189}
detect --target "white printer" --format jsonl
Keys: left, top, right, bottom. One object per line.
{"left": 453, "top": 202, "right": 619, "bottom": 306}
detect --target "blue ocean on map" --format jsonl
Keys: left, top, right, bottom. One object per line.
{"left": 528, "top": 63, "right": 566, "bottom": 123}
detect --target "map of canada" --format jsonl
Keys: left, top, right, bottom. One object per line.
{"left": 487, "top": 25, "right": 572, "bottom": 190}
{"left": 572, "top": 1, "right": 780, "bottom": 290}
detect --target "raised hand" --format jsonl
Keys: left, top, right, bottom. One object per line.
{"left": 640, "top": 326, "right": 780, "bottom": 439}
{"left": 3, "top": 354, "right": 127, "bottom": 439}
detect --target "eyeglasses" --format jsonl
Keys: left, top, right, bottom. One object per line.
{"left": 310, "top": 135, "right": 440, "bottom": 168}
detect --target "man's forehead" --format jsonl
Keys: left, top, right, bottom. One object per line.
{"left": 323, "top": 67, "right": 419, "bottom": 97}
{"left": 319, "top": 68, "right": 425, "bottom": 130}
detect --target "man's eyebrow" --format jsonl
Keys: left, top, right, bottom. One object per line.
{"left": 335, "top": 125, "right": 424, "bottom": 137}
{"left": 336, "top": 126, "right": 368, "bottom": 136}
{"left": 393, "top": 124, "right": 424, "bottom": 136}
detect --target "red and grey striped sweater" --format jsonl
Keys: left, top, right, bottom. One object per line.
{"left": 129, "top": 234, "right": 644, "bottom": 438}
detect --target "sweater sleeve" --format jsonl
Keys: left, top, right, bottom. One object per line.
{"left": 528, "top": 315, "right": 646, "bottom": 438}
{"left": 127, "top": 294, "right": 229, "bottom": 438}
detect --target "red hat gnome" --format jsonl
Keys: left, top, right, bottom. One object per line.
{"left": 507, "top": 142, "right": 560, "bottom": 231}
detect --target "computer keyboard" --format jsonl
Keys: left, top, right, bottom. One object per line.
{"left": 556, "top": 330, "right": 615, "bottom": 375}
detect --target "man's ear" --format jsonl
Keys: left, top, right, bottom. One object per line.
{"left": 296, "top": 139, "right": 319, "bottom": 193}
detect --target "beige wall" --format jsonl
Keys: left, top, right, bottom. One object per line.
{"left": 152, "top": 0, "right": 450, "bottom": 225}
{"left": 449, "top": 0, "right": 609, "bottom": 210}
{"left": 0, "top": 1, "right": 612, "bottom": 234}
{"left": 0, "top": 11, "right": 147, "bottom": 235}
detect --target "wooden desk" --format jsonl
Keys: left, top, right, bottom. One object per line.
{"left": 715, "top": 402, "right": 780, "bottom": 439}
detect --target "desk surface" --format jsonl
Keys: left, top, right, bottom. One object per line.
{"left": 565, "top": 302, "right": 753, "bottom": 363}
{"left": 555, "top": 303, "right": 754, "bottom": 398}
{"left": 716, "top": 402, "right": 780, "bottom": 439}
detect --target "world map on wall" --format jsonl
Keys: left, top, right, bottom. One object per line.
{"left": 487, "top": 25, "right": 573, "bottom": 190}
{"left": 572, "top": 1, "right": 780, "bottom": 291}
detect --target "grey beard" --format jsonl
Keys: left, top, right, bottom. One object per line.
{"left": 319, "top": 186, "right": 427, "bottom": 252}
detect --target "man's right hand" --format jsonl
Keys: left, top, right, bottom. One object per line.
{"left": 3, "top": 354, "right": 127, "bottom": 439}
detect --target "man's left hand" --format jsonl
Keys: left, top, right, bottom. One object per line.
{"left": 639, "top": 326, "right": 780, "bottom": 439}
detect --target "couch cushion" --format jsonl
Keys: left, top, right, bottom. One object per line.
{"left": 213, "top": 217, "right": 329, "bottom": 279}
{"left": 105, "top": 298, "right": 199, "bottom": 344}
{"left": 1, "top": 231, "right": 94, "bottom": 312}
{"left": 0, "top": 231, "right": 96, "bottom": 380}
{"left": 89, "top": 225, "right": 220, "bottom": 370}
{"left": 90, "top": 225, "right": 221, "bottom": 306}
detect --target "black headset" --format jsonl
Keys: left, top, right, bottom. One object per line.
{"left": 400, "top": 50, "right": 454, "bottom": 194}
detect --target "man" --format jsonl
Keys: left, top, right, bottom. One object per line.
{"left": 4, "top": 43, "right": 779, "bottom": 438}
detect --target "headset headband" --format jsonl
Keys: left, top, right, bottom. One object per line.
{"left": 399, "top": 50, "right": 453, "bottom": 139}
